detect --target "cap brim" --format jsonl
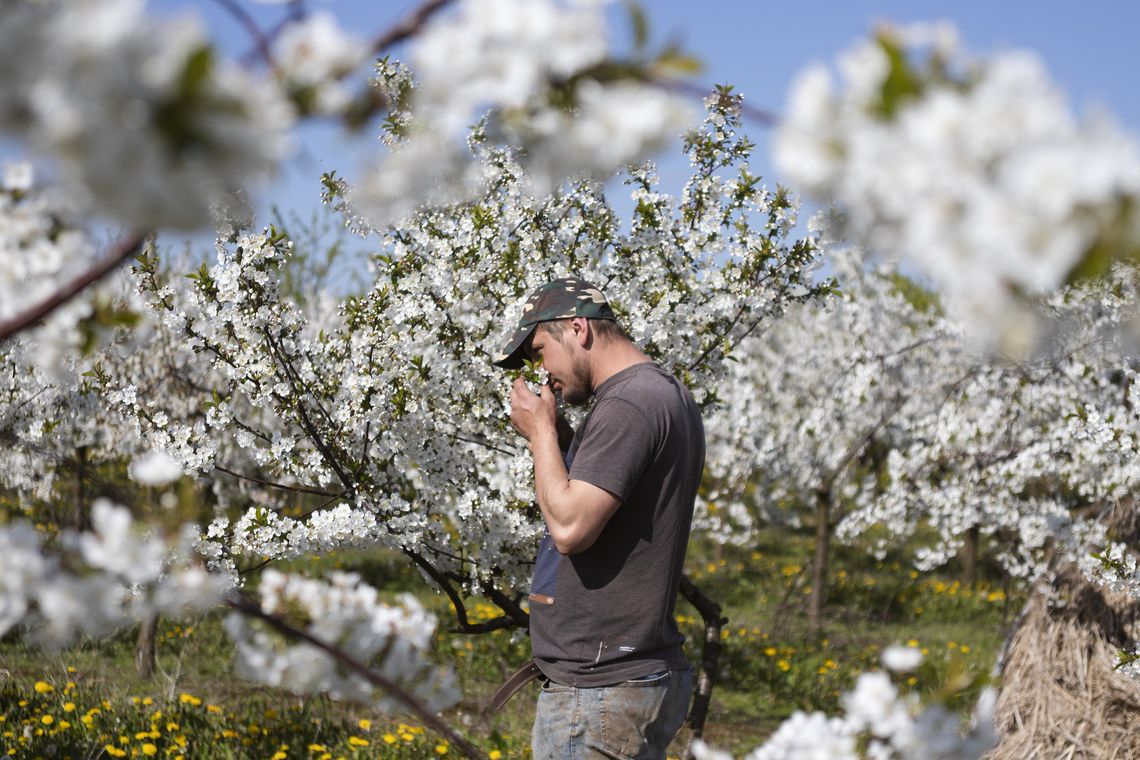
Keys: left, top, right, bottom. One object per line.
{"left": 491, "top": 324, "right": 537, "bottom": 369}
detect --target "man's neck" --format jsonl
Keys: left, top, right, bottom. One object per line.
{"left": 589, "top": 339, "right": 652, "bottom": 392}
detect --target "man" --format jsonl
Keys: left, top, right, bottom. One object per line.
{"left": 493, "top": 276, "right": 705, "bottom": 760}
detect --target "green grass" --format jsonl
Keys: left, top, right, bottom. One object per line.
{"left": 0, "top": 524, "right": 1022, "bottom": 758}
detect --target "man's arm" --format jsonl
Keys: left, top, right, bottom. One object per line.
{"left": 509, "top": 378, "right": 621, "bottom": 555}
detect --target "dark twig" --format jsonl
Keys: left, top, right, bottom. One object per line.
{"left": 226, "top": 594, "right": 482, "bottom": 759}
{"left": 214, "top": 464, "right": 342, "bottom": 498}
{"left": 370, "top": 0, "right": 457, "bottom": 55}
{"left": 0, "top": 232, "right": 148, "bottom": 343}
{"left": 660, "top": 79, "right": 779, "bottom": 127}
{"left": 679, "top": 574, "right": 726, "bottom": 757}
{"left": 211, "top": 0, "right": 278, "bottom": 72}
{"left": 239, "top": 2, "right": 305, "bottom": 68}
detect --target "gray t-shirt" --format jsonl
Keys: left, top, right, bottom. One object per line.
{"left": 529, "top": 362, "right": 705, "bottom": 687}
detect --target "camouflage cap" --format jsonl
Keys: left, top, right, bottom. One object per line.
{"left": 492, "top": 277, "right": 616, "bottom": 369}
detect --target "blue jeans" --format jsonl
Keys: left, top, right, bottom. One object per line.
{"left": 531, "top": 668, "right": 692, "bottom": 760}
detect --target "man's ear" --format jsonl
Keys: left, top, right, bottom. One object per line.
{"left": 569, "top": 316, "right": 590, "bottom": 347}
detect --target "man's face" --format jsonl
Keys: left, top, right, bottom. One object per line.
{"left": 529, "top": 322, "right": 592, "bottom": 406}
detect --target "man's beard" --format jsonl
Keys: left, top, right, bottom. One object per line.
{"left": 558, "top": 356, "right": 592, "bottom": 406}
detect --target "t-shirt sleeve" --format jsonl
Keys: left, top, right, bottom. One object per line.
{"left": 568, "top": 397, "right": 656, "bottom": 502}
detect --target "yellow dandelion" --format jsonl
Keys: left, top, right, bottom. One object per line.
{"left": 271, "top": 752, "right": 287, "bottom": 760}
{"left": 104, "top": 746, "right": 126, "bottom": 758}
{"left": 777, "top": 660, "right": 791, "bottom": 672}
{"left": 383, "top": 733, "right": 397, "bottom": 745}
{"left": 41, "top": 715, "right": 54, "bottom": 725}
{"left": 348, "top": 736, "right": 369, "bottom": 747}
{"left": 489, "top": 752, "right": 502, "bottom": 760}
{"left": 33, "top": 681, "right": 53, "bottom": 694}
{"left": 435, "top": 742, "right": 449, "bottom": 755}
{"left": 62, "top": 702, "right": 76, "bottom": 713}
{"left": 357, "top": 718, "right": 372, "bottom": 731}
{"left": 58, "top": 720, "right": 70, "bottom": 730}
{"left": 141, "top": 743, "right": 158, "bottom": 756}
{"left": 308, "top": 744, "right": 327, "bottom": 752}
{"left": 961, "top": 645, "right": 971, "bottom": 653}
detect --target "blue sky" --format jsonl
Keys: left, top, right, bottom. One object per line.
{"left": 147, "top": 1, "right": 1140, "bottom": 228}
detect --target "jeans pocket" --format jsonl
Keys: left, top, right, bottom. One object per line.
{"left": 598, "top": 677, "right": 671, "bottom": 759}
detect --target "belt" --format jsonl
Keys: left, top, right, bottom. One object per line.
{"left": 490, "top": 659, "right": 543, "bottom": 712}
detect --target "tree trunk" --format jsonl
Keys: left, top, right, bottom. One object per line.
{"left": 679, "top": 574, "right": 726, "bottom": 759}
{"left": 135, "top": 612, "right": 159, "bottom": 679}
{"left": 961, "top": 525, "right": 980, "bottom": 588}
{"left": 808, "top": 488, "right": 831, "bottom": 634}
{"left": 74, "top": 446, "right": 90, "bottom": 532}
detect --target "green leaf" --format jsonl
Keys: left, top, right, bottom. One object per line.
{"left": 875, "top": 33, "right": 923, "bottom": 119}
{"left": 654, "top": 48, "right": 703, "bottom": 77}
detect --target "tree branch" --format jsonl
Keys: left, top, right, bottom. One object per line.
{"left": 370, "top": 0, "right": 458, "bottom": 55}
{"left": 0, "top": 231, "right": 148, "bottom": 343}
{"left": 660, "top": 79, "right": 779, "bottom": 128}
{"left": 679, "top": 574, "right": 726, "bottom": 757}
{"left": 213, "top": 463, "right": 342, "bottom": 498}
{"left": 226, "top": 594, "right": 482, "bottom": 760}
{"left": 211, "top": 0, "right": 278, "bottom": 72}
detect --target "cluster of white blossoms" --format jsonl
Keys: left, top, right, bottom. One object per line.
{"left": 774, "top": 22, "right": 1140, "bottom": 353}
{"left": 0, "top": 0, "right": 293, "bottom": 229}
{"left": 700, "top": 228, "right": 951, "bottom": 545}
{"left": 843, "top": 266, "right": 1140, "bottom": 582}
{"left": 223, "top": 569, "right": 459, "bottom": 711}
{"left": 0, "top": 164, "right": 147, "bottom": 378}
{"left": 692, "top": 649, "right": 996, "bottom": 760}
{"left": 0, "top": 500, "right": 227, "bottom": 649}
{"left": 100, "top": 92, "right": 825, "bottom": 627}
{"left": 358, "top": 0, "right": 694, "bottom": 221}
{"left": 1081, "top": 538, "right": 1140, "bottom": 679}
{"left": 273, "top": 12, "right": 368, "bottom": 116}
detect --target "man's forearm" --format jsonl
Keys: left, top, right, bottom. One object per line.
{"left": 528, "top": 423, "right": 620, "bottom": 555}
{"left": 529, "top": 422, "right": 573, "bottom": 529}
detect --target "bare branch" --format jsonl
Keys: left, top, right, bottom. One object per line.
{"left": 0, "top": 232, "right": 148, "bottom": 343}
{"left": 660, "top": 79, "right": 779, "bottom": 127}
{"left": 679, "top": 574, "right": 726, "bottom": 756}
{"left": 370, "top": 0, "right": 457, "bottom": 55}
{"left": 211, "top": 0, "right": 278, "bottom": 72}
{"left": 213, "top": 463, "right": 342, "bottom": 498}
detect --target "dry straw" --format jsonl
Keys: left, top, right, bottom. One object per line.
{"left": 988, "top": 560, "right": 1140, "bottom": 760}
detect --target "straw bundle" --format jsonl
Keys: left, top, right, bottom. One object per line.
{"left": 987, "top": 566, "right": 1140, "bottom": 760}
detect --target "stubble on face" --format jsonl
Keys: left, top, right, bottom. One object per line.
{"left": 557, "top": 349, "right": 592, "bottom": 406}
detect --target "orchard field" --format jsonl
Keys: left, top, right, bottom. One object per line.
{"left": 4, "top": 1, "right": 1140, "bottom": 759}
{"left": 0, "top": 525, "right": 1017, "bottom": 758}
